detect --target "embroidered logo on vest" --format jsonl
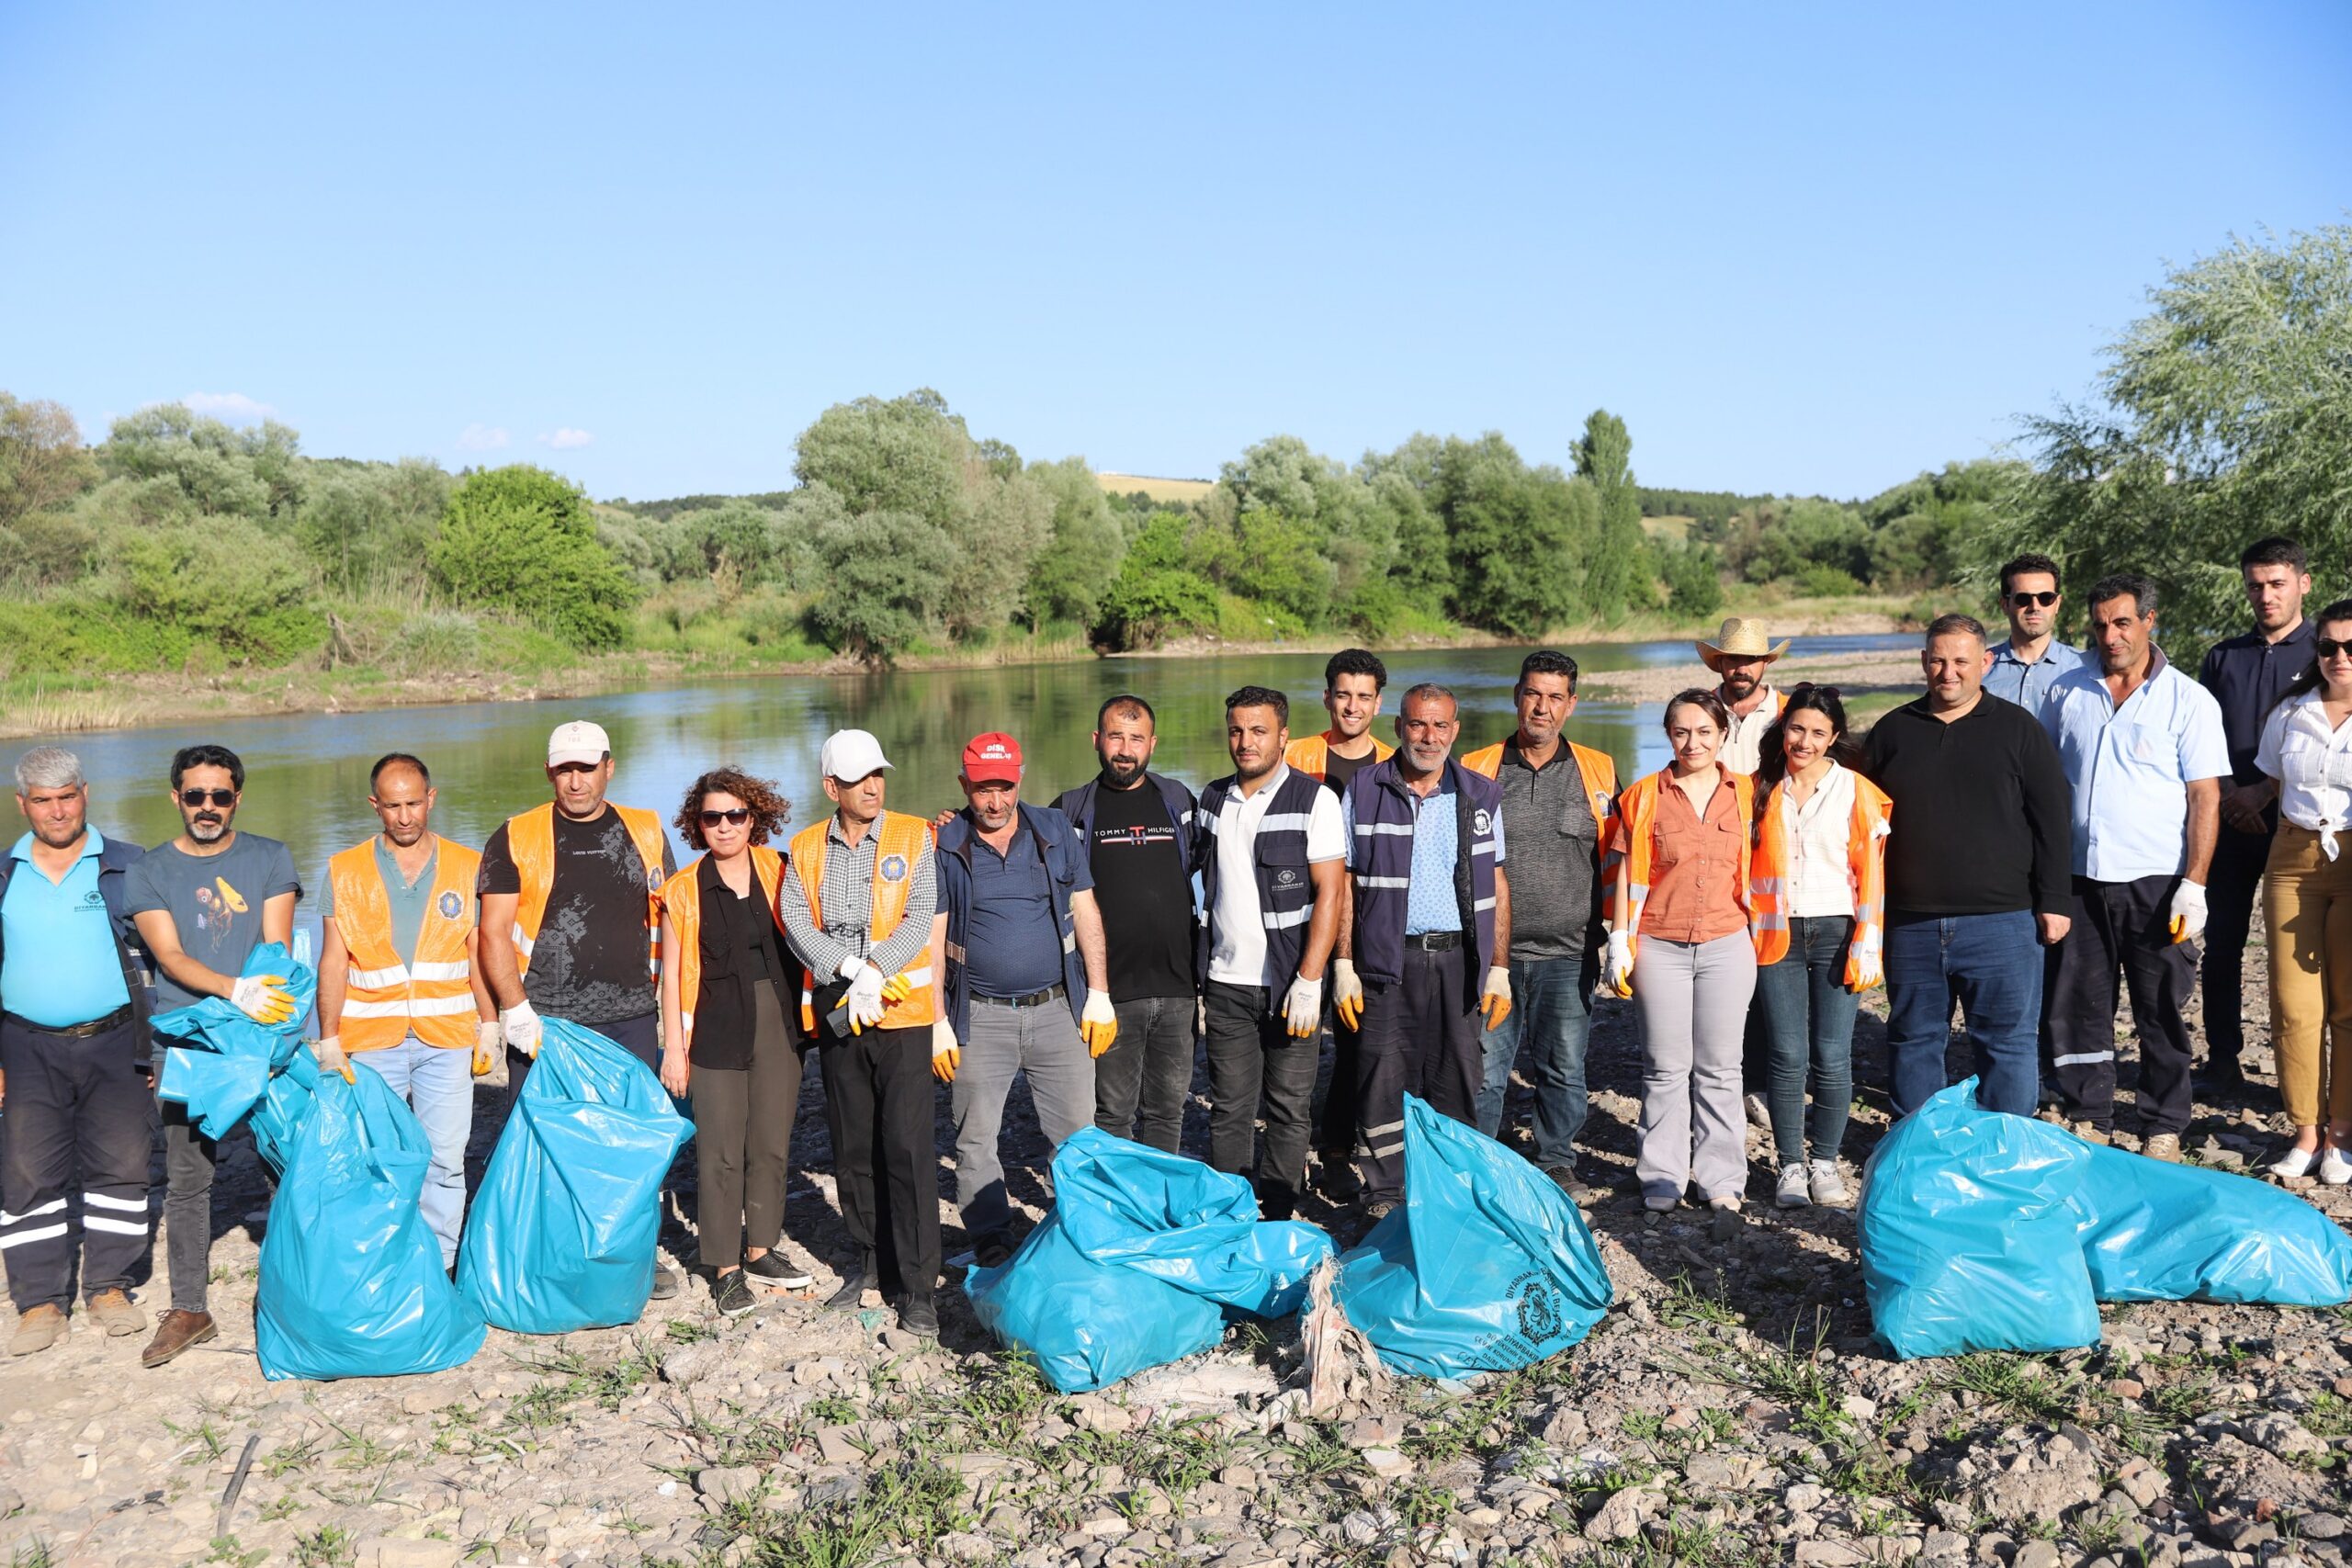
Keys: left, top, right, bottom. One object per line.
{"left": 437, "top": 890, "right": 462, "bottom": 918}
{"left": 881, "top": 854, "right": 909, "bottom": 883}
{"left": 1472, "top": 807, "right": 1493, "bottom": 837}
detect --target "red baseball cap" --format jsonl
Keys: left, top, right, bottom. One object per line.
{"left": 961, "top": 732, "right": 1023, "bottom": 781}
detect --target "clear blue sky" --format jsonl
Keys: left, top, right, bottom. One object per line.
{"left": 4, "top": 2, "right": 2346, "bottom": 503}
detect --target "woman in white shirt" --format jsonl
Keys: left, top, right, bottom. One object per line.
{"left": 1749, "top": 686, "right": 1892, "bottom": 1209}
{"left": 2250, "top": 600, "right": 2352, "bottom": 1185}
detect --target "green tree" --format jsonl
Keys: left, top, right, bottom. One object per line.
{"left": 100, "top": 404, "right": 302, "bottom": 521}
{"left": 805, "top": 500, "right": 956, "bottom": 663}
{"left": 1023, "top": 457, "right": 1125, "bottom": 631}
{"left": 1573, "top": 410, "right": 1647, "bottom": 622}
{"left": 0, "top": 393, "right": 96, "bottom": 528}
{"left": 1101, "top": 514, "right": 1218, "bottom": 648}
{"left": 297, "top": 457, "right": 453, "bottom": 595}
{"left": 119, "top": 516, "right": 321, "bottom": 662}
{"left": 1435, "top": 434, "right": 1588, "bottom": 636}
{"left": 429, "top": 465, "right": 635, "bottom": 649}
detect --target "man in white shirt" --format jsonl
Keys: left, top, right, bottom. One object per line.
{"left": 2040, "top": 573, "right": 2229, "bottom": 1159}
{"left": 1195, "top": 686, "right": 1346, "bottom": 1221}
{"left": 1698, "top": 617, "right": 1792, "bottom": 775}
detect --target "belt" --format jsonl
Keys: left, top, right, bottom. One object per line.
{"left": 1404, "top": 931, "right": 1463, "bottom": 952}
{"left": 973, "top": 983, "right": 1067, "bottom": 1010}
{"left": 3, "top": 1003, "right": 135, "bottom": 1039}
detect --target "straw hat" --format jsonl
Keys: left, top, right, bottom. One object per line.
{"left": 1695, "top": 617, "right": 1791, "bottom": 670}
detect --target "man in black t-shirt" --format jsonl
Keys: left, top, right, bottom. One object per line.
{"left": 1054, "top": 694, "right": 1200, "bottom": 1152}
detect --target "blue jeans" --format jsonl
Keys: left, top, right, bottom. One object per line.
{"left": 1475, "top": 956, "right": 1592, "bottom": 1172}
{"left": 1755, "top": 915, "right": 1860, "bottom": 1166}
{"left": 355, "top": 1035, "right": 475, "bottom": 1266}
{"left": 1884, "top": 910, "right": 2042, "bottom": 1119}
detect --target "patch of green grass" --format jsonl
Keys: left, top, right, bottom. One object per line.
{"left": 1660, "top": 1270, "right": 1743, "bottom": 1330}
{"left": 1934, "top": 1353, "right": 2085, "bottom": 1427}
{"left": 291, "top": 1526, "right": 356, "bottom": 1568}
{"left": 207, "top": 1538, "right": 267, "bottom": 1567}
{"left": 163, "top": 1416, "right": 232, "bottom": 1465}
{"left": 726, "top": 1446, "right": 971, "bottom": 1567}
{"left": 802, "top": 1394, "right": 861, "bottom": 1427}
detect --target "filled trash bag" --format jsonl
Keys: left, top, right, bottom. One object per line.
{"left": 2071, "top": 1142, "right": 2352, "bottom": 1305}
{"left": 458, "top": 1017, "right": 692, "bottom": 1334}
{"left": 153, "top": 942, "right": 317, "bottom": 1140}
{"left": 1334, "top": 1096, "right": 1612, "bottom": 1379}
{"left": 966, "top": 1128, "right": 1334, "bottom": 1393}
{"left": 248, "top": 1047, "right": 321, "bottom": 1179}
{"left": 255, "top": 1055, "right": 486, "bottom": 1381}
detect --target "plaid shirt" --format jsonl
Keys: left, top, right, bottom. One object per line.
{"left": 778, "top": 814, "right": 937, "bottom": 980}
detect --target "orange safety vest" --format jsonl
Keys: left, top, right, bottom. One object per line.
{"left": 1283, "top": 730, "right": 1394, "bottom": 779}
{"left": 327, "top": 835, "right": 483, "bottom": 1052}
{"left": 1463, "top": 737, "right": 1623, "bottom": 892}
{"left": 786, "top": 812, "right": 937, "bottom": 1031}
{"left": 1750, "top": 771, "right": 1892, "bottom": 989}
{"left": 1611, "top": 767, "right": 1756, "bottom": 965}
{"left": 503, "top": 801, "right": 668, "bottom": 978}
{"left": 657, "top": 846, "right": 787, "bottom": 1052}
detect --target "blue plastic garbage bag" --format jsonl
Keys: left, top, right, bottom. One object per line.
{"left": 458, "top": 1017, "right": 693, "bottom": 1334}
{"left": 254, "top": 1055, "right": 486, "bottom": 1381}
{"left": 153, "top": 942, "right": 316, "bottom": 1139}
{"left": 1333, "top": 1096, "right": 1612, "bottom": 1379}
{"left": 966, "top": 1128, "right": 1334, "bottom": 1393}
{"left": 1859, "top": 1078, "right": 2101, "bottom": 1359}
{"left": 249, "top": 1047, "right": 321, "bottom": 1179}
{"left": 2070, "top": 1142, "right": 2352, "bottom": 1305}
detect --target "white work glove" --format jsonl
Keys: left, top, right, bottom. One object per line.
{"left": 1080, "top": 988, "right": 1119, "bottom": 1056}
{"left": 501, "top": 999, "right": 543, "bottom": 1057}
{"left": 1849, "top": 942, "right": 1884, "bottom": 994}
{"left": 1479, "top": 966, "right": 1513, "bottom": 1030}
{"left": 473, "top": 1021, "right": 501, "bottom": 1077}
{"left": 1282, "top": 974, "right": 1323, "bottom": 1038}
{"left": 2168, "top": 880, "right": 2208, "bottom": 944}
{"left": 845, "top": 963, "right": 888, "bottom": 1029}
{"left": 312, "top": 1034, "right": 355, "bottom": 1083}
{"left": 229, "top": 974, "right": 297, "bottom": 1026}
{"left": 931, "top": 1017, "right": 961, "bottom": 1083}
{"left": 1603, "top": 931, "right": 1634, "bottom": 998}
{"left": 1332, "top": 958, "right": 1364, "bottom": 1030}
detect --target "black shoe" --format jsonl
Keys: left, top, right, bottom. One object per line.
{"left": 1314, "top": 1156, "right": 1361, "bottom": 1202}
{"left": 714, "top": 1269, "right": 756, "bottom": 1319}
{"left": 826, "top": 1269, "right": 873, "bottom": 1311}
{"left": 972, "top": 1236, "right": 1013, "bottom": 1270}
{"left": 650, "top": 1264, "right": 679, "bottom": 1302}
{"left": 2202, "top": 1060, "right": 2251, "bottom": 1097}
{"left": 742, "top": 1251, "right": 815, "bottom": 1290}
{"left": 898, "top": 1294, "right": 939, "bottom": 1337}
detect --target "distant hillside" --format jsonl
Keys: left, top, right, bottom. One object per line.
{"left": 612, "top": 490, "right": 796, "bottom": 521}
{"left": 1095, "top": 472, "right": 1216, "bottom": 504}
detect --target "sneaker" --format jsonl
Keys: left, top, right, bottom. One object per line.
{"left": 713, "top": 1269, "right": 756, "bottom": 1319}
{"left": 650, "top": 1264, "right": 679, "bottom": 1301}
{"left": 1708, "top": 1193, "right": 1742, "bottom": 1214}
{"left": 8, "top": 1304, "right": 66, "bottom": 1357}
{"left": 140, "top": 1308, "right": 217, "bottom": 1369}
{"left": 2142, "top": 1133, "right": 2182, "bottom": 1164}
{"left": 1775, "top": 1165, "right": 1812, "bottom": 1209}
{"left": 742, "top": 1252, "right": 815, "bottom": 1290}
{"left": 2322, "top": 1146, "right": 2352, "bottom": 1186}
{"left": 2069, "top": 1121, "right": 2111, "bottom": 1146}
{"left": 1745, "top": 1093, "right": 1771, "bottom": 1131}
{"left": 86, "top": 1288, "right": 145, "bottom": 1337}
{"left": 1643, "top": 1193, "right": 1680, "bottom": 1213}
{"left": 1807, "top": 1160, "right": 1850, "bottom": 1206}
{"left": 898, "top": 1294, "right": 940, "bottom": 1337}
{"left": 2269, "top": 1145, "right": 2321, "bottom": 1179}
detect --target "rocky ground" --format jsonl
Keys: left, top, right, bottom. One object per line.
{"left": 3, "top": 943, "right": 2348, "bottom": 1568}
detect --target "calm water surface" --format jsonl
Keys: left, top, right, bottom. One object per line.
{"left": 36, "top": 637, "right": 1911, "bottom": 949}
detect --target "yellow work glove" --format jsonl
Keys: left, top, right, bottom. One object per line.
{"left": 1479, "top": 966, "right": 1513, "bottom": 1031}
{"left": 312, "top": 1034, "right": 356, "bottom": 1085}
{"left": 1281, "top": 974, "right": 1322, "bottom": 1039}
{"left": 1080, "top": 989, "right": 1118, "bottom": 1056}
{"left": 931, "top": 1019, "right": 960, "bottom": 1083}
{"left": 230, "top": 975, "right": 297, "bottom": 1026}
{"left": 1331, "top": 959, "right": 1364, "bottom": 1031}
{"left": 1603, "top": 931, "right": 1634, "bottom": 999}
{"left": 473, "top": 1021, "right": 501, "bottom": 1077}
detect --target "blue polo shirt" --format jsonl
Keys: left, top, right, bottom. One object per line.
{"left": 2, "top": 831, "right": 133, "bottom": 1028}
{"left": 1984, "top": 637, "right": 2089, "bottom": 713}
{"left": 1340, "top": 778, "right": 1509, "bottom": 935}
{"left": 965, "top": 820, "right": 1087, "bottom": 998}
{"left": 2041, "top": 653, "right": 2231, "bottom": 882}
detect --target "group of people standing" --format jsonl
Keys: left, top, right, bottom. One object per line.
{"left": 5, "top": 538, "right": 2346, "bottom": 1356}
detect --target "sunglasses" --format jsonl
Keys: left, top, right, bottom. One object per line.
{"left": 178, "top": 788, "right": 236, "bottom": 807}
{"left": 2317, "top": 638, "right": 2352, "bottom": 661}
{"left": 2008, "top": 591, "right": 2059, "bottom": 608}
{"left": 699, "top": 807, "right": 752, "bottom": 826}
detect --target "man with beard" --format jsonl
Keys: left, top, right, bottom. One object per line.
{"left": 1698, "top": 618, "right": 1791, "bottom": 1127}
{"left": 1199, "top": 687, "right": 1345, "bottom": 1221}
{"left": 1335, "top": 683, "right": 1513, "bottom": 1218}
{"left": 125, "top": 744, "right": 300, "bottom": 1367}
{"left": 1053, "top": 695, "right": 1199, "bottom": 1151}
{"left": 312, "top": 754, "right": 499, "bottom": 1269}
{"left": 934, "top": 733, "right": 1114, "bottom": 1277}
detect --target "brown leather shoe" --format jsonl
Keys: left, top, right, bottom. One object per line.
{"left": 140, "top": 1308, "right": 216, "bottom": 1368}
{"left": 8, "top": 1303, "right": 67, "bottom": 1357}
{"left": 87, "top": 1288, "right": 146, "bottom": 1337}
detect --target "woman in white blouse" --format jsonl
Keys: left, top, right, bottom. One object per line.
{"left": 1749, "top": 686, "right": 1892, "bottom": 1209}
{"left": 2250, "top": 600, "right": 2352, "bottom": 1184}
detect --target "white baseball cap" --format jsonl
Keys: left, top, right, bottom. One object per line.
{"left": 547, "top": 720, "right": 612, "bottom": 767}
{"left": 820, "top": 728, "right": 892, "bottom": 783}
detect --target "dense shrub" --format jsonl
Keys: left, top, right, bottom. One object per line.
{"left": 429, "top": 466, "right": 635, "bottom": 649}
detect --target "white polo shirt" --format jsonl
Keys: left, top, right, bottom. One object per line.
{"left": 1207, "top": 763, "right": 1346, "bottom": 987}
{"left": 2040, "top": 654, "right": 2229, "bottom": 882}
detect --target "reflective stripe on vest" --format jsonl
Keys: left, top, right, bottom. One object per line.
{"left": 1196, "top": 769, "right": 1326, "bottom": 985}
{"left": 1749, "top": 772, "right": 1891, "bottom": 986}
{"left": 658, "top": 845, "right": 787, "bottom": 1051}
{"left": 505, "top": 802, "right": 667, "bottom": 978}
{"left": 1613, "top": 768, "right": 1756, "bottom": 967}
{"left": 786, "top": 812, "right": 938, "bottom": 1031}
{"left": 328, "top": 835, "right": 482, "bottom": 1052}
{"left": 1343, "top": 757, "right": 1502, "bottom": 986}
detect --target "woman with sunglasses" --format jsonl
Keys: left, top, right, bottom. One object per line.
{"left": 1606, "top": 690, "right": 1758, "bottom": 1213}
{"left": 656, "top": 766, "right": 816, "bottom": 1315}
{"left": 1749, "top": 685, "right": 1890, "bottom": 1208}
{"left": 2249, "top": 601, "right": 2352, "bottom": 1186}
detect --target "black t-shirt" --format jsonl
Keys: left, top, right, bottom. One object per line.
{"left": 1086, "top": 783, "right": 1195, "bottom": 1001}
{"left": 480, "top": 809, "right": 676, "bottom": 1023}
{"left": 1320, "top": 747, "right": 1374, "bottom": 796}
{"left": 688, "top": 862, "right": 794, "bottom": 1069}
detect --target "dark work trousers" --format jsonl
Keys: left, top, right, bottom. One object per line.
{"left": 1356, "top": 942, "right": 1483, "bottom": 1205}
{"left": 2199, "top": 822, "right": 2275, "bottom": 1071}
{"left": 2047, "top": 874, "right": 2198, "bottom": 1137}
{"left": 160, "top": 1089, "right": 219, "bottom": 1314}
{"left": 1315, "top": 1014, "right": 1365, "bottom": 1159}
{"left": 815, "top": 1019, "right": 940, "bottom": 1303}
{"left": 1202, "top": 982, "right": 1319, "bottom": 1220}
{"left": 1094, "top": 994, "right": 1194, "bottom": 1153}
{"left": 687, "top": 980, "right": 802, "bottom": 1270}
{"left": 0, "top": 1016, "right": 152, "bottom": 1314}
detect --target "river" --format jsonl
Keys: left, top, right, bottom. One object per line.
{"left": 33, "top": 635, "right": 1913, "bottom": 948}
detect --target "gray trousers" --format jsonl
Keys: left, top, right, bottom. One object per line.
{"left": 1094, "top": 995, "right": 1194, "bottom": 1152}
{"left": 952, "top": 997, "right": 1095, "bottom": 1245}
{"left": 161, "top": 1095, "right": 220, "bottom": 1314}
{"left": 1633, "top": 931, "right": 1757, "bottom": 1203}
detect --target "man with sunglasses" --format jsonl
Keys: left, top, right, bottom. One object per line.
{"left": 123, "top": 744, "right": 301, "bottom": 1367}
{"left": 2196, "top": 536, "right": 2314, "bottom": 1096}
{"left": 1984, "top": 554, "right": 2089, "bottom": 712}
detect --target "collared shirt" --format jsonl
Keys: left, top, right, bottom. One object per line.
{"left": 1208, "top": 763, "right": 1343, "bottom": 987}
{"left": 1642, "top": 770, "right": 1748, "bottom": 943}
{"left": 2200, "top": 618, "right": 2316, "bottom": 784}
{"left": 778, "top": 815, "right": 938, "bottom": 982}
{"left": 1338, "top": 773, "right": 1510, "bottom": 936}
{"left": 320, "top": 840, "right": 441, "bottom": 967}
{"left": 1781, "top": 763, "right": 1860, "bottom": 919}
{"left": 1984, "top": 637, "right": 2090, "bottom": 713}
{"left": 2041, "top": 650, "right": 2231, "bottom": 882}
{"left": 1495, "top": 742, "right": 1599, "bottom": 961}
{"left": 964, "top": 816, "right": 1086, "bottom": 997}
{"left": 1718, "top": 686, "right": 1781, "bottom": 775}
{"left": 1, "top": 830, "right": 133, "bottom": 1029}
{"left": 2256, "top": 691, "right": 2352, "bottom": 858}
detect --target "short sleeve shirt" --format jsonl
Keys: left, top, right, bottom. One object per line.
{"left": 1208, "top": 765, "right": 1345, "bottom": 987}
{"left": 2041, "top": 656, "right": 2231, "bottom": 881}
{"left": 124, "top": 832, "right": 302, "bottom": 1012}
{"left": 2257, "top": 693, "right": 2352, "bottom": 845}
{"left": 1984, "top": 637, "right": 2089, "bottom": 712}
